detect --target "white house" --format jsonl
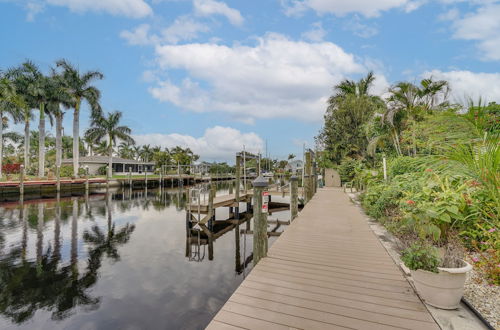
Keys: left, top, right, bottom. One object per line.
{"left": 62, "top": 156, "right": 155, "bottom": 175}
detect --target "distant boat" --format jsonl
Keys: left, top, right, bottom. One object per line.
{"left": 263, "top": 172, "right": 274, "bottom": 178}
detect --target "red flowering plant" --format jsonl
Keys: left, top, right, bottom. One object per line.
{"left": 2, "top": 163, "right": 21, "bottom": 174}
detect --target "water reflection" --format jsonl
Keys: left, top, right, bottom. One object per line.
{"left": 0, "top": 182, "right": 287, "bottom": 329}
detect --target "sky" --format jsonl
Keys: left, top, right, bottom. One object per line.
{"left": 1, "top": 0, "right": 499, "bottom": 162}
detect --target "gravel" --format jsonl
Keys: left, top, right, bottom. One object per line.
{"left": 464, "top": 253, "right": 500, "bottom": 329}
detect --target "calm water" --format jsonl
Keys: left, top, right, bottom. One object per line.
{"left": 0, "top": 182, "right": 290, "bottom": 330}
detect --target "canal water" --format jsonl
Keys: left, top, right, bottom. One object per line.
{"left": 0, "top": 182, "right": 290, "bottom": 330}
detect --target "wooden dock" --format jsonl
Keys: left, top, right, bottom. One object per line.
{"left": 206, "top": 187, "right": 439, "bottom": 330}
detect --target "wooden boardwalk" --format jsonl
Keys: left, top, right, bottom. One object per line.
{"left": 206, "top": 187, "right": 439, "bottom": 330}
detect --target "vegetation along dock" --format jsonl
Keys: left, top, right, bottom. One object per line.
{"left": 207, "top": 188, "right": 440, "bottom": 330}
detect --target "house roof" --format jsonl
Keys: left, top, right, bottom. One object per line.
{"left": 62, "top": 156, "right": 155, "bottom": 165}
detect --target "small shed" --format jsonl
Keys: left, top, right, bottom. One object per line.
{"left": 62, "top": 156, "right": 155, "bottom": 175}
{"left": 324, "top": 168, "right": 341, "bottom": 187}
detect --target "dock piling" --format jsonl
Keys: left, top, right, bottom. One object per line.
{"left": 19, "top": 165, "right": 25, "bottom": 198}
{"left": 290, "top": 175, "right": 298, "bottom": 222}
{"left": 252, "top": 175, "right": 269, "bottom": 265}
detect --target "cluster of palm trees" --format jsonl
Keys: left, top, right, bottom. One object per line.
{"left": 0, "top": 59, "right": 202, "bottom": 179}
{"left": 0, "top": 59, "right": 104, "bottom": 177}
{"left": 318, "top": 71, "right": 451, "bottom": 163}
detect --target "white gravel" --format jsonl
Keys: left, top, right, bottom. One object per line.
{"left": 464, "top": 254, "right": 500, "bottom": 329}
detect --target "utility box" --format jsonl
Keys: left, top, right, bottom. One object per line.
{"left": 324, "top": 168, "right": 341, "bottom": 187}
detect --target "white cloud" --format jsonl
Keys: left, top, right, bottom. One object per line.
{"left": 121, "top": 16, "right": 210, "bottom": 46}
{"left": 343, "top": 15, "right": 379, "bottom": 38}
{"left": 282, "top": 0, "right": 422, "bottom": 18}
{"left": 45, "top": 0, "right": 152, "bottom": 18}
{"left": 301, "top": 21, "right": 327, "bottom": 42}
{"left": 193, "top": 0, "right": 244, "bottom": 25}
{"left": 450, "top": 4, "right": 500, "bottom": 61}
{"left": 133, "top": 126, "right": 263, "bottom": 161}
{"left": 423, "top": 69, "right": 500, "bottom": 103}
{"left": 150, "top": 33, "right": 369, "bottom": 122}
{"left": 120, "top": 24, "right": 158, "bottom": 45}
{"left": 161, "top": 15, "right": 210, "bottom": 43}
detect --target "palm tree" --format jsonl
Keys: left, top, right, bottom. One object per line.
{"left": 0, "top": 72, "right": 23, "bottom": 177}
{"left": 385, "top": 78, "right": 450, "bottom": 156}
{"left": 85, "top": 111, "right": 134, "bottom": 178}
{"left": 140, "top": 144, "right": 152, "bottom": 162}
{"left": 56, "top": 60, "right": 103, "bottom": 176}
{"left": 118, "top": 141, "right": 134, "bottom": 159}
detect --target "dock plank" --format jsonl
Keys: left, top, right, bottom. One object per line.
{"left": 206, "top": 188, "right": 439, "bottom": 330}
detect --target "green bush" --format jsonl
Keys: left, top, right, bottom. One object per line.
{"left": 401, "top": 242, "right": 440, "bottom": 273}
{"left": 388, "top": 156, "right": 420, "bottom": 177}
{"left": 338, "top": 158, "right": 362, "bottom": 182}
{"left": 97, "top": 165, "right": 107, "bottom": 175}
{"left": 60, "top": 165, "right": 74, "bottom": 177}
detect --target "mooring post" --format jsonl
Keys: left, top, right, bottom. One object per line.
{"left": 56, "top": 165, "right": 61, "bottom": 193}
{"left": 106, "top": 166, "right": 110, "bottom": 189}
{"left": 186, "top": 187, "right": 191, "bottom": 222}
{"left": 145, "top": 169, "right": 148, "bottom": 188}
{"left": 128, "top": 167, "right": 132, "bottom": 187}
{"left": 19, "top": 165, "right": 25, "bottom": 198}
{"left": 235, "top": 154, "right": 241, "bottom": 219}
{"left": 312, "top": 158, "right": 317, "bottom": 195}
{"left": 252, "top": 175, "right": 269, "bottom": 265}
{"left": 304, "top": 151, "right": 312, "bottom": 203}
{"left": 290, "top": 175, "right": 298, "bottom": 222}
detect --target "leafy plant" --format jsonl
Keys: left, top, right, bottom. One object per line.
{"left": 401, "top": 242, "right": 440, "bottom": 273}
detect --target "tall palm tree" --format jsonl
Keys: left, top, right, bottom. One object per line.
{"left": 140, "top": 144, "right": 152, "bottom": 162}
{"left": 0, "top": 72, "right": 23, "bottom": 177}
{"left": 385, "top": 78, "right": 450, "bottom": 156}
{"left": 85, "top": 111, "right": 134, "bottom": 178}
{"left": 56, "top": 59, "right": 103, "bottom": 176}
{"left": 118, "top": 141, "right": 134, "bottom": 159}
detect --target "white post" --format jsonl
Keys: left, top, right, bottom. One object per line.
{"left": 383, "top": 157, "right": 387, "bottom": 181}
{"left": 243, "top": 146, "right": 246, "bottom": 193}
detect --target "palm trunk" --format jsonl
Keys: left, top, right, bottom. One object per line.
{"left": 108, "top": 135, "right": 113, "bottom": 179}
{"left": 38, "top": 103, "right": 45, "bottom": 177}
{"left": 24, "top": 115, "right": 30, "bottom": 169}
{"left": 55, "top": 111, "right": 63, "bottom": 168}
{"left": 73, "top": 100, "right": 80, "bottom": 177}
{"left": 0, "top": 110, "right": 3, "bottom": 178}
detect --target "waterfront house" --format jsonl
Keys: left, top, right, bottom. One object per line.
{"left": 62, "top": 156, "right": 155, "bottom": 175}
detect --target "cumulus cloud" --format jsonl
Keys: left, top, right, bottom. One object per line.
{"left": 149, "top": 33, "right": 370, "bottom": 122}
{"left": 301, "top": 22, "right": 327, "bottom": 42}
{"left": 423, "top": 69, "right": 500, "bottom": 103}
{"left": 193, "top": 0, "right": 244, "bottom": 25}
{"left": 282, "top": 0, "right": 422, "bottom": 17}
{"left": 449, "top": 4, "right": 500, "bottom": 61}
{"left": 133, "top": 126, "right": 264, "bottom": 161}
{"left": 45, "top": 0, "right": 152, "bottom": 18}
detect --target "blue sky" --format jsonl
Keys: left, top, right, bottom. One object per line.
{"left": 1, "top": 0, "right": 499, "bottom": 162}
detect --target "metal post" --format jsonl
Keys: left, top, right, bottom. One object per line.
{"left": 19, "top": 165, "right": 25, "bottom": 198}
{"left": 56, "top": 165, "right": 61, "bottom": 193}
{"left": 252, "top": 175, "right": 269, "bottom": 265}
{"left": 290, "top": 175, "right": 298, "bottom": 222}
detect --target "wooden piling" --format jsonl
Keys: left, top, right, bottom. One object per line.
{"left": 235, "top": 155, "right": 241, "bottom": 219}
{"left": 145, "top": 170, "right": 148, "bottom": 188}
{"left": 304, "top": 151, "right": 312, "bottom": 203}
{"left": 252, "top": 175, "right": 269, "bottom": 265}
{"left": 290, "top": 175, "right": 298, "bottom": 222}
{"left": 19, "top": 165, "right": 25, "bottom": 198}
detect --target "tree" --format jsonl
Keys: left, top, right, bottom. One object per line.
{"left": 287, "top": 154, "right": 296, "bottom": 160}
{"left": 0, "top": 71, "right": 23, "bottom": 177}
{"left": 85, "top": 111, "right": 134, "bottom": 178}
{"left": 385, "top": 78, "right": 449, "bottom": 156}
{"left": 56, "top": 59, "right": 103, "bottom": 176}
{"left": 318, "top": 72, "right": 384, "bottom": 163}
{"left": 118, "top": 141, "right": 135, "bottom": 159}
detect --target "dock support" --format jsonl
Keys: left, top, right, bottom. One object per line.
{"left": 290, "top": 175, "right": 298, "bottom": 222}
{"left": 304, "top": 151, "right": 312, "bottom": 204}
{"left": 252, "top": 175, "right": 269, "bottom": 265}
{"left": 19, "top": 165, "right": 25, "bottom": 198}
{"left": 56, "top": 165, "right": 61, "bottom": 193}
{"left": 235, "top": 155, "right": 241, "bottom": 219}
{"left": 145, "top": 170, "right": 148, "bottom": 188}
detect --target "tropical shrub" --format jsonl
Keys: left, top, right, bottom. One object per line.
{"left": 401, "top": 242, "right": 440, "bottom": 273}
{"left": 338, "top": 158, "right": 362, "bottom": 182}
